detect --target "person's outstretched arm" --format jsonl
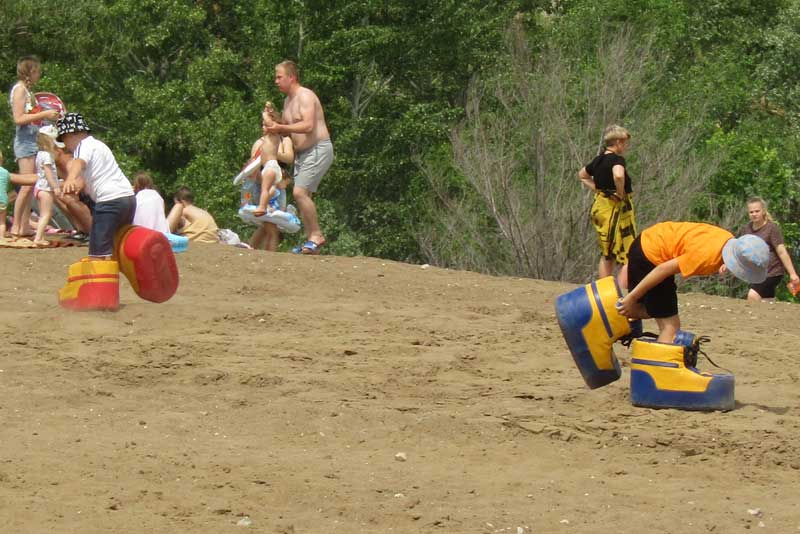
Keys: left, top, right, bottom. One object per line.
{"left": 10, "top": 172, "right": 38, "bottom": 186}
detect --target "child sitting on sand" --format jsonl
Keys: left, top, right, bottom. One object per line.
{"left": 167, "top": 186, "right": 219, "bottom": 243}
{"left": 617, "top": 221, "right": 769, "bottom": 343}
{"left": 32, "top": 125, "right": 64, "bottom": 246}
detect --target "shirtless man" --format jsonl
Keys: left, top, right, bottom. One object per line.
{"left": 266, "top": 60, "right": 333, "bottom": 255}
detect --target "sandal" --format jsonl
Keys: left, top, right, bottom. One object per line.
{"left": 301, "top": 240, "right": 325, "bottom": 255}
{"left": 292, "top": 240, "right": 325, "bottom": 255}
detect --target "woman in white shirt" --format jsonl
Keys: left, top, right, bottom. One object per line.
{"left": 132, "top": 171, "right": 169, "bottom": 234}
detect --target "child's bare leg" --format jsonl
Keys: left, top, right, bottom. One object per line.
{"left": 254, "top": 170, "right": 277, "bottom": 217}
{"left": 12, "top": 156, "right": 35, "bottom": 236}
{"left": 11, "top": 185, "right": 34, "bottom": 236}
{"left": 0, "top": 208, "right": 6, "bottom": 237}
{"left": 254, "top": 187, "right": 270, "bottom": 217}
{"left": 34, "top": 192, "right": 53, "bottom": 245}
{"left": 250, "top": 225, "right": 266, "bottom": 249}
{"left": 617, "top": 263, "right": 629, "bottom": 290}
{"left": 264, "top": 223, "right": 279, "bottom": 252}
{"left": 598, "top": 256, "right": 615, "bottom": 278}
{"left": 655, "top": 315, "right": 680, "bottom": 343}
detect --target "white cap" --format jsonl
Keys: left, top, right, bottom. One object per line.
{"left": 38, "top": 124, "right": 65, "bottom": 148}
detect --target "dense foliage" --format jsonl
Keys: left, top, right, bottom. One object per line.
{"left": 2, "top": 0, "right": 798, "bottom": 298}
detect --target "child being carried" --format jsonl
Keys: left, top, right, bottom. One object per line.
{"left": 253, "top": 106, "right": 291, "bottom": 217}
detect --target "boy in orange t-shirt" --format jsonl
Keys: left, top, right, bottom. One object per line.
{"left": 617, "top": 222, "right": 769, "bottom": 342}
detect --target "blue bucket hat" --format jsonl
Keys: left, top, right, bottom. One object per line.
{"left": 722, "top": 234, "right": 769, "bottom": 284}
{"left": 56, "top": 112, "right": 91, "bottom": 140}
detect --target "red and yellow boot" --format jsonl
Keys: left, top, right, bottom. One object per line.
{"left": 58, "top": 258, "right": 120, "bottom": 312}
{"left": 113, "top": 225, "right": 179, "bottom": 303}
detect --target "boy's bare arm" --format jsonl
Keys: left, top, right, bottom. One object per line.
{"left": 618, "top": 259, "right": 681, "bottom": 316}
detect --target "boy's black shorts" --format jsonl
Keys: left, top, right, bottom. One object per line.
{"left": 627, "top": 235, "right": 679, "bottom": 318}
{"left": 750, "top": 275, "right": 783, "bottom": 299}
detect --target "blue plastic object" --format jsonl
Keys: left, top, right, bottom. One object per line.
{"left": 555, "top": 276, "right": 636, "bottom": 389}
{"left": 166, "top": 232, "right": 189, "bottom": 253}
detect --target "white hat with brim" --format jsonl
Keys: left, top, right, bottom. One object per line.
{"left": 38, "top": 124, "right": 65, "bottom": 148}
{"left": 722, "top": 234, "right": 769, "bottom": 284}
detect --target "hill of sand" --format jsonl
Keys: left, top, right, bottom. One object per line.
{"left": 1, "top": 243, "right": 798, "bottom": 533}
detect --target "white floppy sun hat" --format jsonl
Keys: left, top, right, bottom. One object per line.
{"left": 38, "top": 124, "right": 64, "bottom": 148}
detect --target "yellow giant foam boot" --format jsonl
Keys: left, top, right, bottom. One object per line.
{"left": 58, "top": 258, "right": 120, "bottom": 312}
{"left": 114, "top": 225, "right": 179, "bottom": 303}
{"left": 629, "top": 338, "right": 734, "bottom": 411}
{"left": 555, "top": 276, "right": 642, "bottom": 389}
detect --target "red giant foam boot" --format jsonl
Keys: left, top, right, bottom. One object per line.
{"left": 58, "top": 258, "right": 120, "bottom": 311}
{"left": 113, "top": 225, "right": 179, "bottom": 303}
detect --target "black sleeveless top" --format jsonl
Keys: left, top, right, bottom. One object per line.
{"left": 584, "top": 152, "right": 632, "bottom": 193}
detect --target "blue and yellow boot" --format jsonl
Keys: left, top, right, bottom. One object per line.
{"left": 58, "top": 258, "right": 121, "bottom": 312}
{"left": 629, "top": 333, "right": 735, "bottom": 411}
{"left": 555, "top": 276, "right": 642, "bottom": 389}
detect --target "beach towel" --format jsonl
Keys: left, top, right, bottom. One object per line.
{"left": 0, "top": 236, "right": 88, "bottom": 249}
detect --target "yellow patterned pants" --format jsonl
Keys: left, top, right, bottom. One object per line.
{"left": 590, "top": 193, "right": 637, "bottom": 264}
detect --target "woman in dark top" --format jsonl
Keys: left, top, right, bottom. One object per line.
{"left": 578, "top": 124, "right": 637, "bottom": 280}
{"left": 739, "top": 197, "right": 799, "bottom": 301}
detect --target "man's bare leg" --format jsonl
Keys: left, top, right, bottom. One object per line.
{"left": 293, "top": 185, "right": 324, "bottom": 244}
{"left": 57, "top": 194, "right": 92, "bottom": 234}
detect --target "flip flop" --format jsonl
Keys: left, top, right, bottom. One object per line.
{"left": 292, "top": 240, "right": 325, "bottom": 255}
{"left": 301, "top": 240, "right": 324, "bottom": 255}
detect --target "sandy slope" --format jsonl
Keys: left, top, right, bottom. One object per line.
{"left": 0, "top": 244, "right": 798, "bottom": 533}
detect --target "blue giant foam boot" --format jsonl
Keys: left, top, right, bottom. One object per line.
{"left": 555, "top": 276, "right": 640, "bottom": 389}
{"left": 629, "top": 335, "right": 734, "bottom": 411}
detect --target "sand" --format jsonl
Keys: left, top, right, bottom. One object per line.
{"left": 0, "top": 243, "right": 798, "bottom": 533}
